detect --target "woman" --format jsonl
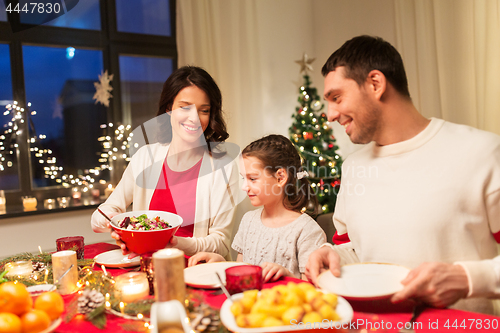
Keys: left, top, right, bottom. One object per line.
{"left": 91, "top": 66, "right": 239, "bottom": 259}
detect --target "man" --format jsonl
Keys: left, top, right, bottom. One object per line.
{"left": 305, "top": 35, "right": 500, "bottom": 314}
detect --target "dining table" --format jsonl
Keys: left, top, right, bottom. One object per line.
{"left": 53, "top": 242, "right": 500, "bottom": 333}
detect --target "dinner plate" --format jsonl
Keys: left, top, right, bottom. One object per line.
{"left": 220, "top": 291, "right": 353, "bottom": 332}
{"left": 94, "top": 249, "right": 141, "bottom": 268}
{"left": 184, "top": 262, "right": 248, "bottom": 289}
{"left": 317, "top": 263, "right": 410, "bottom": 300}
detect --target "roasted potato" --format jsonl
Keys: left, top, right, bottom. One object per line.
{"left": 230, "top": 282, "right": 341, "bottom": 328}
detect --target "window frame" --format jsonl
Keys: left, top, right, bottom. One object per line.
{"left": 0, "top": 0, "right": 177, "bottom": 217}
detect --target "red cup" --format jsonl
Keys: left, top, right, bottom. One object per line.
{"left": 225, "top": 265, "right": 263, "bottom": 295}
{"left": 56, "top": 236, "right": 84, "bottom": 260}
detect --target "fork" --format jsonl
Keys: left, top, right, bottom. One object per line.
{"left": 398, "top": 304, "right": 426, "bottom": 333}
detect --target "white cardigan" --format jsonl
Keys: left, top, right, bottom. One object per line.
{"left": 91, "top": 142, "right": 241, "bottom": 259}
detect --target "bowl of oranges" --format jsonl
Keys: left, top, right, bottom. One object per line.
{"left": 0, "top": 282, "right": 64, "bottom": 333}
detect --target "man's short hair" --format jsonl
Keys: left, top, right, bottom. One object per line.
{"left": 322, "top": 35, "right": 411, "bottom": 98}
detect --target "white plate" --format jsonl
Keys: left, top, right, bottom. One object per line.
{"left": 40, "top": 318, "right": 62, "bottom": 333}
{"left": 220, "top": 291, "right": 353, "bottom": 332}
{"left": 317, "top": 263, "right": 410, "bottom": 300}
{"left": 184, "top": 262, "right": 248, "bottom": 289}
{"left": 94, "top": 249, "right": 141, "bottom": 268}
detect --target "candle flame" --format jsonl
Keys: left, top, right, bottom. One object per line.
{"left": 119, "top": 302, "right": 125, "bottom": 314}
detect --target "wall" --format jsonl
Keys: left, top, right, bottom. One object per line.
{"left": 0, "top": 209, "right": 113, "bottom": 258}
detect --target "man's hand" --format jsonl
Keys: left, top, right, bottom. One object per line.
{"left": 392, "top": 262, "right": 469, "bottom": 308}
{"left": 305, "top": 245, "right": 341, "bottom": 285}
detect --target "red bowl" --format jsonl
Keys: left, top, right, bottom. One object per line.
{"left": 110, "top": 210, "right": 182, "bottom": 255}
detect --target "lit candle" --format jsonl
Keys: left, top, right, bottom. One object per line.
{"left": 104, "top": 184, "right": 115, "bottom": 198}
{"left": 57, "top": 196, "right": 70, "bottom": 208}
{"left": 72, "top": 188, "right": 81, "bottom": 201}
{"left": 52, "top": 250, "right": 78, "bottom": 295}
{"left": 43, "top": 198, "right": 56, "bottom": 209}
{"left": 22, "top": 196, "right": 37, "bottom": 211}
{"left": 91, "top": 188, "right": 100, "bottom": 199}
{"left": 5, "top": 260, "right": 32, "bottom": 278}
{"left": 114, "top": 272, "right": 150, "bottom": 303}
{"left": 0, "top": 190, "right": 6, "bottom": 212}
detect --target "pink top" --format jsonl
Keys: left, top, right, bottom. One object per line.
{"left": 149, "top": 158, "right": 202, "bottom": 238}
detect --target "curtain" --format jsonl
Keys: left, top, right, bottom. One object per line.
{"left": 395, "top": 0, "right": 500, "bottom": 135}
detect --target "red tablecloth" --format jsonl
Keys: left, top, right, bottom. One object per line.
{"left": 56, "top": 243, "right": 500, "bottom": 333}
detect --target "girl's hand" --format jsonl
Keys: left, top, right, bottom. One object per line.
{"left": 188, "top": 252, "right": 226, "bottom": 267}
{"left": 261, "top": 262, "right": 292, "bottom": 282}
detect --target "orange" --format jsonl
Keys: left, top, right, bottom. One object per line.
{"left": 19, "top": 310, "right": 50, "bottom": 333}
{"left": 0, "top": 283, "right": 32, "bottom": 316}
{"left": 33, "top": 292, "right": 64, "bottom": 321}
{"left": 0, "top": 312, "right": 22, "bottom": 333}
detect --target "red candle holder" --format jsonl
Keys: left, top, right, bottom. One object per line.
{"left": 225, "top": 265, "right": 263, "bottom": 295}
{"left": 56, "top": 236, "right": 84, "bottom": 260}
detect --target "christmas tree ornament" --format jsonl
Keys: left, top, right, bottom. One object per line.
{"left": 295, "top": 53, "right": 315, "bottom": 74}
{"left": 312, "top": 100, "right": 322, "bottom": 111}
{"left": 93, "top": 70, "right": 114, "bottom": 107}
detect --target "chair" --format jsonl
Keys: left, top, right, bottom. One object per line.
{"left": 315, "top": 212, "right": 336, "bottom": 245}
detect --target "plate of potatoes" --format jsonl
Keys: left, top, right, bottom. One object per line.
{"left": 220, "top": 282, "right": 353, "bottom": 332}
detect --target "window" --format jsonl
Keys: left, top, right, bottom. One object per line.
{"left": 22, "top": 45, "right": 104, "bottom": 187}
{"left": 0, "top": 0, "right": 177, "bottom": 215}
{"left": 0, "top": 43, "right": 18, "bottom": 191}
{"left": 119, "top": 55, "right": 174, "bottom": 129}
{"left": 116, "top": 0, "right": 171, "bottom": 36}
{"left": 20, "top": 0, "right": 101, "bottom": 30}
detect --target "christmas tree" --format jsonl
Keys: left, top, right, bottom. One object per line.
{"left": 289, "top": 54, "right": 343, "bottom": 214}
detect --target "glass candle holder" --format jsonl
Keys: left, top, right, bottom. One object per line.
{"left": 114, "top": 272, "right": 150, "bottom": 303}
{"left": 104, "top": 184, "right": 115, "bottom": 198}
{"left": 91, "top": 188, "right": 100, "bottom": 199}
{"left": 56, "top": 236, "right": 85, "bottom": 260}
{"left": 72, "top": 188, "right": 81, "bottom": 201}
{"left": 44, "top": 198, "right": 56, "bottom": 209}
{"left": 225, "top": 265, "right": 263, "bottom": 295}
{"left": 22, "top": 196, "right": 37, "bottom": 211}
{"left": 0, "top": 190, "right": 6, "bottom": 212}
{"left": 5, "top": 260, "right": 32, "bottom": 278}
{"left": 140, "top": 253, "right": 155, "bottom": 295}
{"left": 57, "top": 196, "right": 71, "bottom": 208}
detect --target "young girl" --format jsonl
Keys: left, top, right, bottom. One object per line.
{"left": 188, "top": 134, "right": 326, "bottom": 282}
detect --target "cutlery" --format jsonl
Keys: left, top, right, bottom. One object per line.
{"left": 97, "top": 208, "right": 113, "bottom": 223}
{"left": 215, "top": 272, "right": 233, "bottom": 302}
{"left": 398, "top": 303, "right": 426, "bottom": 333}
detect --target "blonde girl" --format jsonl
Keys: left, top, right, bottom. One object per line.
{"left": 189, "top": 134, "right": 326, "bottom": 282}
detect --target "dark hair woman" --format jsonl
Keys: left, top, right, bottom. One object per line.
{"left": 91, "top": 66, "right": 239, "bottom": 260}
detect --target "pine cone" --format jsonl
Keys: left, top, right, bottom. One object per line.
{"left": 78, "top": 289, "right": 105, "bottom": 314}
{"left": 32, "top": 261, "right": 46, "bottom": 273}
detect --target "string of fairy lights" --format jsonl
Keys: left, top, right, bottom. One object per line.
{"left": 1, "top": 101, "right": 133, "bottom": 192}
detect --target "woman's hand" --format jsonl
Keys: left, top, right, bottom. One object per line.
{"left": 261, "top": 262, "right": 292, "bottom": 282}
{"left": 110, "top": 229, "right": 139, "bottom": 258}
{"left": 92, "top": 210, "right": 119, "bottom": 233}
{"left": 188, "top": 252, "right": 226, "bottom": 267}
